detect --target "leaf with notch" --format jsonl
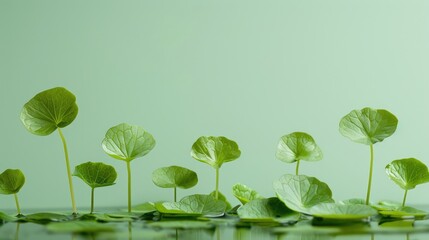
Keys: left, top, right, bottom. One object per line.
{"left": 20, "top": 87, "right": 78, "bottom": 136}
{"left": 276, "top": 132, "right": 322, "bottom": 163}
{"left": 385, "top": 158, "right": 429, "bottom": 190}
{"left": 73, "top": 162, "right": 117, "bottom": 189}
{"left": 152, "top": 166, "right": 197, "bottom": 189}
{"left": 191, "top": 136, "right": 241, "bottom": 169}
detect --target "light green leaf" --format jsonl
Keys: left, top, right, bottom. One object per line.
{"left": 24, "top": 212, "right": 70, "bottom": 223}
{"left": 101, "top": 123, "right": 156, "bottom": 162}
{"left": 232, "top": 183, "right": 263, "bottom": 204}
{"left": 147, "top": 220, "right": 214, "bottom": 229}
{"left": 79, "top": 213, "right": 135, "bottom": 222}
{"left": 46, "top": 221, "right": 115, "bottom": 233}
{"left": 385, "top": 158, "right": 429, "bottom": 190}
{"left": 0, "top": 212, "right": 18, "bottom": 222}
{"left": 73, "top": 162, "right": 117, "bottom": 188}
{"left": 237, "top": 197, "right": 297, "bottom": 222}
{"left": 276, "top": 132, "right": 323, "bottom": 163}
{"left": 152, "top": 165, "right": 198, "bottom": 189}
{"left": 273, "top": 174, "right": 334, "bottom": 214}
{"left": 130, "top": 202, "right": 157, "bottom": 213}
{"left": 156, "top": 194, "right": 226, "bottom": 216}
{"left": 20, "top": 87, "right": 78, "bottom": 136}
{"left": 310, "top": 203, "right": 378, "bottom": 220}
{"left": 0, "top": 169, "right": 25, "bottom": 195}
{"left": 191, "top": 136, "right": 241, "bottom": 169}
{"left": 209, "top": 191, "right": 232, "bottom": 210}
{"left": 339, "top": 198, "right": 367, "bottom": 205}
{"left": 379, "top": 206, "right": 428, "bottom": 218}
{"left": 339, "top": 107, "right": 398, "bottom": 145}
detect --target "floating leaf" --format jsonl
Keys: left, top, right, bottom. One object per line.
{"left": 339, "top": 107, "right": 398, "bottom": 145}
{"left": 273, "top": 174, "right": 334, "bottom": 214}
{"left": 191, "top": 136, "right": 241, "bottom": 169}
{"left": 73, "top": 162, "right": 117, "bottom": 188}
{"left": 24, "top": 213, "right": 70, "bottom": 223}
{"left": 339, "top": 199, "right": 367, "bottom": 205}
{"left": 147, "top": 220, "right": 214, "bottom": 229}
{"left": 102, "top": 123, "right": 156, "bottom": 162}
{"left": 152, "top": 166, "right": 198, "bottom": 189}
{"left": 0, "top": 212, "right": 17, "bottom": 222}
{"left": 276, "top": 132, "right": 323, "bottom": 163}
{"left": 232, "top": 183, "right": 263, "bottom": 204}
{"left": 310, "top": 203, "right": 378, "bottom": 220}
{"left": 0, "top": 169, "right": 25, "bottom": 195}
{"left": 46, "top": 221, "right": 115, "bottom": 233}
{"left": 130, "top": 202, "right": 157, "bottom": 213}
{"left": 385, "top": 158, "right": 429, "bottom": 190}
{"left": 156, "top": 194, "right": 226, "bottom": 216}
{"left": 79, "top": 213, "right": 135, "bottom": 222}
{"left": 379, "top": 206, "right": 428, "bottom": 218}
{"left": 20, "top": 87, "right": 78, "bottom": 136}
{"left": 237, "top": 197, "right": 297, "bottom": 222}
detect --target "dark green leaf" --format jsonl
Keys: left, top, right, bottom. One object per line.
{"left": 339, "top": 107, "right": 398, "bottom": 145}
{"left": 273, "top": 174, "right": 334, "bottom": 214}
{"left": 24, "top": 212, "right": 70, "bottom": 223}
{"left": 46, "top": 221, "right": 115, "bottom": 233}
{"left": 152, "top": 166, "right": 197, "bottom": 189}
{"left": 0, "top": 169, "right": 25, "bottom": 195}
{"left": 191, "top": 136, "right": 241, "bottom": 169}
{"left": 20, "top": 87, "right": 78, "bottom": 136}
{"left": 232, "top": 183, "right": 263, "bottom": 204}
{"left": 0, "top": 212, "right": 17, "bottom": 222}
{"left": 73, "top": 162, "right": 117, "bottom": 188}
{"left": 276, "top": 132, "right": 322, "bottom": 163}
{"left": 101, "top": 123, "right": 156, "bottom": 162}
{"left": 237, "top": 197, "right": 298, "bottom": 222}
{"left": 385, "top": 158, "right": 429, "bottom": 190}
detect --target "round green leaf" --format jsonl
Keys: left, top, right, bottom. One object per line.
{"left": 152, "top": 165, "right": 198, "bottom": 189}
{"left": 273, "top": 174, "right": 334, "bottom": 214}
{"left": 276, "top": 132, "right": 323, "bottom": 163}
{"left": 0, "top": 169, "right": 25, "bottom": 195}
{"left": 101, "top": 123, "right": 156, "bottom": 162}
{"left": 310, "top": 203, "right": 378, "bottom": 220}
{"left": 237, "top": 197, "right": 295, "bottom": 221}
{"left": 339, "top": 107, "right": 398, "bottom": 145}
{"left": 20, "top": 87, "right": 78, "bottom": 136}
{"left": 156, "top": 194, "right": 226, "bottom": 216}
{"left": 191, "top": 136, "right": 241, "bottom": 169}
{"left": 232, "top": 183, "right": 263, "bottom": 204}
{"left": 73, "top": 162, "right": 117, "bottom": 188}
{"left": 385, "top": 158, "right": 429, "bottom": 190}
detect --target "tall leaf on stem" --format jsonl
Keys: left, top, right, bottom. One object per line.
{"left": 152, "top": 166, "right": 198, "bottom": 202}
{"left": 276, "top": 132, "right": 323, "bottom": 175}
{"left": 20, "top": 87, "right": 79, "bottom": 214}
{"left": 0, "top": 169, "right": 25, "bottom": 216}
{"left": 101, "top": 123, "right": 155, "bottom": 212}
{"left": 339, "top": 107, "right": 398, "bottom": 205}
{"left": 191, "top": 136, "right": 241, "bottom": 200}
{"left": 385, "top": 158, "right": 429, "bottom": 207}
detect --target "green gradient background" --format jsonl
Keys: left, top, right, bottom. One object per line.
{"left": 1, "top": 1, "right": 429, "bottom": 211}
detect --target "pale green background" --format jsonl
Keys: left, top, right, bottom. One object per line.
{"left": 1, "top": 1, "right": 429, "bottom": 211}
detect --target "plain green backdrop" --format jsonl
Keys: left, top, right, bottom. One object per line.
{"left": 1, "top": 1, "right": 429, "bottom": 211}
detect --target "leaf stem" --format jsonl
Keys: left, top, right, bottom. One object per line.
{"left": 402, "top": 189, "right": 408, "bottom": 207}
{"left": 126, "top": 161, "right": 132, "bottom": 213}
{"left": 215, "top": 168, "right": 219, "bottom": 200}
{"left": 365, "top": 144, "right": 374, "bottom": 205}
{"left": 58, "top": 128, "right": 77, "bottom": 214}
{"left": 14, "top": 193, "right": 21, "bottom": 215}
{"left": 90, "top": 188, "right": 95, "bottom": 214}
{"left": 174, "top": 187, "right": 177, "bottom": 202}
{"left": 295, "top": 160, "right": 300, "bottom": 175}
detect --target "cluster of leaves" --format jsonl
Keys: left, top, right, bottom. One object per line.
{"left": 2, "top": 87, "right": 429, "bottom": 236}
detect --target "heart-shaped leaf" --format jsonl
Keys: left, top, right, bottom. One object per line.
{"left": 276, "top": 132, "right": 323, "bottom": 163}
{"left": 339, "top": 107, "right": 398, "bottom": 145}
{"left": 273, "top": 174, "right": 334, "bottom": 214}
{"left": 156, "top": 194, "right": 226, "bottom": 216}
{"left": 152, "top": 166, "right": 198, "bottom": 189}
{"left": 232, "top": 183, "right": 263, "bottom": 205}
{"left": 73, "top": 162, "right": 117, "bottom": 188}
{"left": 20, "top": 87, "right": 78, "bottom": 136}
{"left": 310, "top": 203, "right": 378, "bottom": 220}
{"left": 102, "top": 123, "right": 156, "bottom": 162}
{"left": 385, "top": 158, "right": 429, "bottom": 190}
{"left": 0, "top": 169, "right": 25, "bottom": 195}
{"left": 191, "top": 136, "right": 241, "bottom": 169}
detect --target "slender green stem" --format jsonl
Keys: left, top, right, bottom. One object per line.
{"left": 215, "top": 168, "right": 219, "bottom": 200}
{"left": 126, "top": 161, "right": 132, "bottom": 213}
{"left": 58, "top": 128, "right": 77, "bottom": 214}
{"left": 128, "top": 221, "right": 132, "bottom": 240}
{"left": 174, "top": 187, "right": 177, "bottom": 202}
{"left": 14, "top": 222, "right": 20, "bottom": 240}
{"left": 365, "top": 144, "right": 374, "bottom": 205}
{"left": 295, "top": 160, "right": 300, "bottom": 175}
{"left": 90, "top": 187, "right": 95, "bottom": 214}
{"left": 402, "top": 189, "right": 408, "bottom": 207}
{"left": 14, "top": 193, "right": 21, "bottom": 215}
